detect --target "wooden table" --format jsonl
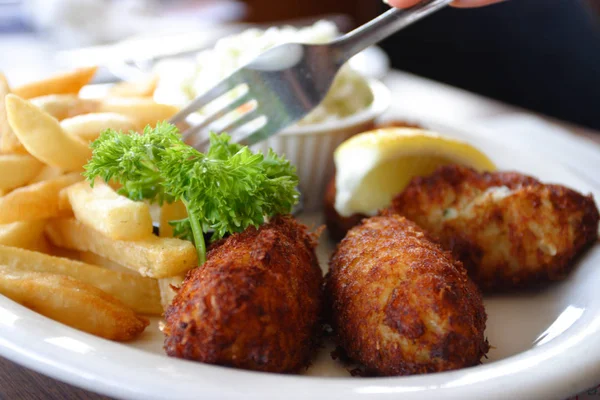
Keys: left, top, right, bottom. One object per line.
{"left": 0, "top": 70, "right": 598, "bottom": 400}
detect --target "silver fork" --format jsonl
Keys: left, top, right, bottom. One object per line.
{"left": 169, "top": 0, "right": 452, "bottom": 149}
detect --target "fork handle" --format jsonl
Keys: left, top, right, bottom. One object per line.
{"left": 333, "top": 0, "right": 453, "bottom": 62}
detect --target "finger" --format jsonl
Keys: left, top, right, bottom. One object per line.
{"left": 388, "top": 0, "right": 505, "bottom": 8}
{"left": 451, "top": 0, "right": 506, "bottom": 8}
{"left": 386, "top": 0, "right": 422, "bottom": 8}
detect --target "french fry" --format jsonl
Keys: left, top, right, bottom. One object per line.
{"left": 98, "top": 97, "right": 179, "bottom": 129}
{"left": 0, "top": 220, "right": 46, "bottom": 249}
{"left": 29, "top": 165, "right": 63, "bottom": 184}
{"left": 108, "top": 76, "right": 158, "bottom": 98}
{"left": 0, "top": 73, "right": 26, "bottom": 154}
{"left": 27, "top": 235, "right": 52, "bottom": 253}
{"left": 0, "top": 172, "right": 82, "bottom": 224}
{"left": 46, "top": 218, "right": 197, "bottom": 278}
{"left": 31, "top": 94, "right": 100, "bottom": 121}
{"left": 5, "top": 94, "right": 92, "bottom": 171}
{"left": 158, "top": 201, "right": 189, "bottom": 309}
{"left": 0, "top": 245, "right": 162, "bottom": 315}
{"left": 45, "top": 242, "right": 81, "bottom": 260}
{"left": 158, "top": 275, "right": 184, "bottom": 311}
{"left": 57, "top": 187, "right": 71, "bottom": 212}
{"left": 0, "top": 154, "right": 43, "bottom": 191}
{"left": 61, "top": 112, "right": 137, "bottom": 143}
{"left": 79, "top": 251, "right": 138, "bottom": 276}
{"left": 0, "top": 267, "right": 149, "bottom": 341}
{"left": 65, "top": 180, "right": 153, "bottom": 240}
{"left": 12, "top": 66, "right": 98, "bottom": 99}
{"left": 159, "top": 201, "right": 188, "bottom": 239}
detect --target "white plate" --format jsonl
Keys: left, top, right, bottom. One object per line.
{"left": 1, "top": 120, "right": 599, "bottom": 400}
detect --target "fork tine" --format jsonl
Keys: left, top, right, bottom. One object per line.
{"left": 220, "top": 108, "right": 261, "bottom": 136}
{"left": 180, "top": 93, "right": 253, "bottom": 140}
{"left": 237, "top": 119, "right": 285, "bottom": 146}
{"left": 169, "top": 75, "right": 245, "bottom": 125}
{"left": 190, "top": 108, "right": 261, "bottom": 150}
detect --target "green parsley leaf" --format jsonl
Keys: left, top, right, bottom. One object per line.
{"left": 84, "top": 122, "right": 299, "bottom": 265}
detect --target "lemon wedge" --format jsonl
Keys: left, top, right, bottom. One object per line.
{"left": 334, "top": 128, "right": 496, "bottom": 217}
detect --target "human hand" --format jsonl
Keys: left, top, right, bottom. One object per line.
{"left": 388, "top": 0, "right": 505, "bottom": 8}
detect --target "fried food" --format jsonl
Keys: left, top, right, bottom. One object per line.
{"left": 12, "top": 66, "right": 97, "bottom": 99}
{"left": 0, "top": 245, "right": 163, "bottom": 315}
{"left": 157, "top": 201, "right": 188, "bottom": 310}
{"left": 0, "top": 267, "right": 149, "bottom": 341}
{"left": 29, "top": 165, "right": 64, "bottom": 184}
{"left": 164, "top": 216, "right": 323, "bottom": 373}
{"left": 327, "top": 215, "right": 489, "bottom": 376}
{"left": 158, "top": 275, "right": 185, "bottom": 312}
{"left": 98, "top": 97, "right": 179, "bottom": 129}
{"left": 30, "top": 94, "right": 100, "bottom": 121}
{"left": 6, "top": 94, "right": 92, "bottom": 171}
{"left": 390, "top": 165, "right": 600, "bottom": 291}
{"left": 0, "top": 172, "right": 82, "bottom": 224}
{"left": 61, "top": 112, "right": 137, "bottom": 143}
{"left": 65, "top": 180, "right": 154, "bottom": 241}
{"left": 0, "top": 72, "right": 24, "bottom": 154}
{"left": 0, "top": 220, "right": 46, "bottom": 249}
{"left": 0, "top": 154, "right": 43, "bottom": 191}
{"left": 46, "top": 218, "right": 197, "bottom": 278}
{"left": 108, "top": 76, "right": 158, "bottom": 98}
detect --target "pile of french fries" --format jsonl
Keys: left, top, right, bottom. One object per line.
{"left": 0, "top": 67, "right": 196, "bottom": 341}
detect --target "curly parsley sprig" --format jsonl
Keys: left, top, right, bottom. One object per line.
{"left": 84, "top": 122, "right": 299, "bottom": 265}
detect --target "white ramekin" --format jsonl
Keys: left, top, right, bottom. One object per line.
{"left": 251, "top": 79, "right": 391, "bottom": 211}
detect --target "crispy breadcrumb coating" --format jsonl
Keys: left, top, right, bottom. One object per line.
{"left": 163, "top": 215, "right": 323, "bottom": 373}
{"left": 327, "top": 215, "right": 489, "bottom": 376}
{"left": 390, "top": 165, "right": 600, "bottom": 291}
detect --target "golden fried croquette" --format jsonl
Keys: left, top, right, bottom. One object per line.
{"left": 390, "top": 165, "right": 600, "bottom": 291}
{"left": 327, "top": 215, "right": 489, "bottom": 376}
{"left": 324, "top": 121, "right": 423, "bottom": 241}
{"left": 163, "top": 215, "right": 323, "bottom": 373}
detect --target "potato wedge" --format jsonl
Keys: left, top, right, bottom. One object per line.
{"left": 31, "top": 94, "right": 100, "bottom": 121}
{"left": 5, "top": 94, "right": 92, "bottom": 171}
{"left": 46, "top": 218, "right": 197, "bottom": 278}
{"left": 27, "top": 235, "right": 52, "bottom": 253}
{"left": 0, "top": 267, "right": 148, "bottom": 341}
{"left": 0, "top": 220, "right": 46, "bottom": 249}
{"left": 79, "top": 251, "right": 138, "bottom": 275}
{"left": 159, "top": 201, "right": 188, "bottom": 239}
{"left": 61, "top": 112, "right": 137, "bottom": 143}
{"left": 45, "top": 242, "right": 81, "bottom": 260}
{"left": 108, "top": 76, "right": 158, "bottom": 98}
{"left": 158, "top": 202, "right": 189, "bottom": 309}
{"left": 98, "top": 97, "right": 178, "bottom": 129}
{"left": 0, "top": 73, "right": 26, "bottom": 154}
{"left": 12, "top": 67, "right": 98, "bottom": 99}
{"left": 0, "top": 154, "right": 43, "bottom": 191}
{"left": 29, "top": 165, "right": 64, "bottom": 184}
{"left": 0, "top": 245, "right": 162, "bottom": 315}
{"left": 0, "top": 172, "right": 82, "bottom": 224}
{"left": 158, "top": 275, "right": 185, "bottom": 311}
{"left": 65, "top": 180, "right": 153, "bottom": 240}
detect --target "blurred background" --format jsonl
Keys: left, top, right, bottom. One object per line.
{"left": 0, "top": 0, "right": 599, "bottom": 130}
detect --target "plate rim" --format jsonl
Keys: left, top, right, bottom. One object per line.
{"left": 1, "top": 118, "right": 599, "bottom": 400}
